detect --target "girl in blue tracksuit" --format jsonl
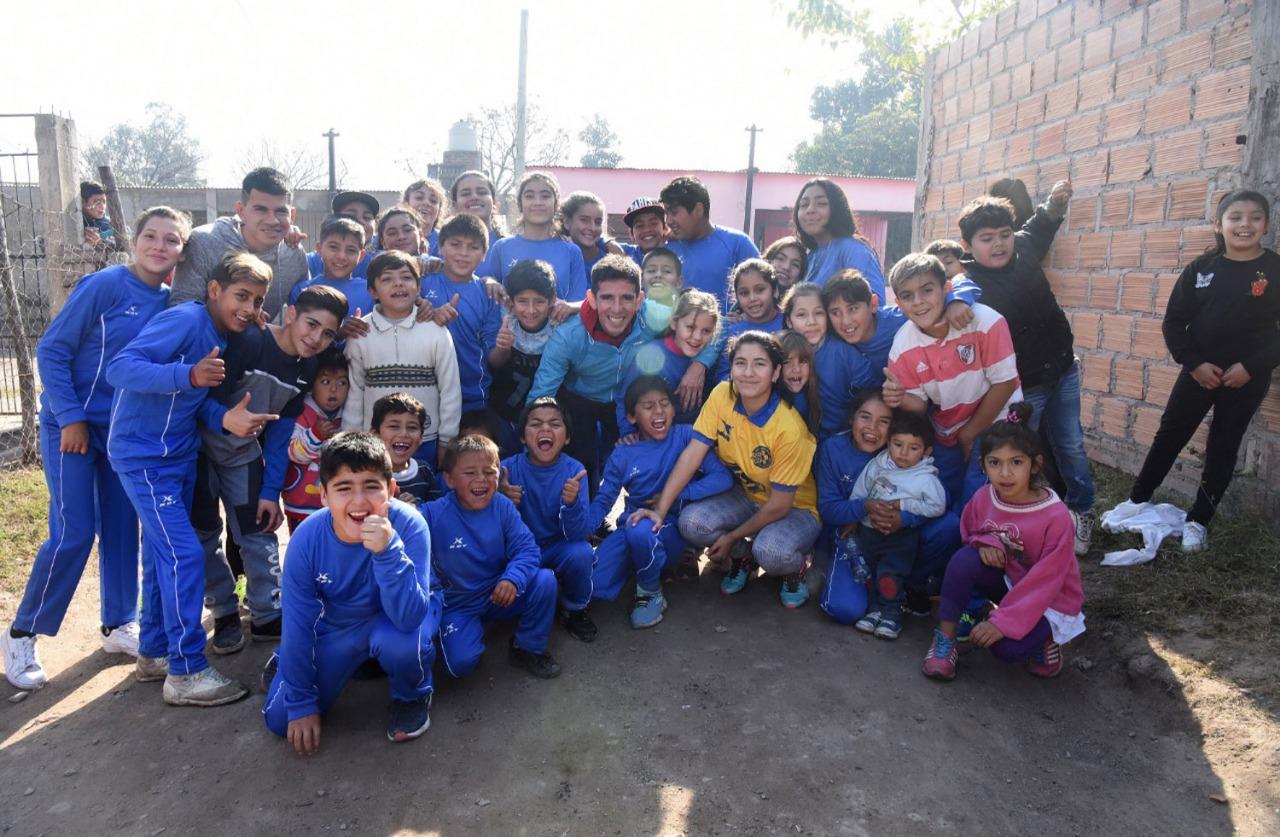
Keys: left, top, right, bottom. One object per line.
{"left": 591, "top": 376, "right": 733, "bottom": 628}
{"left": 776, "top": 329, "right": 822, "bottom": 435}
{"left": 479, "top": 172, "right": 589, "bottom": 302}
{"left": 616, "top": 289, "right": 721, "bottom": 436}
{"left": 499, "top": 398, "right": 597, "bottom": 642}
{"left": 713, "top": 259, "right": 785, "bottom": 382}
{"left": 424, "top": 435, "right": 561, "bottom": 680}
{"left": 794, "top": 178, "right": 887, "bottom": 297}
{"left": 3, "top": 208, "right": 190, "bottom": 692}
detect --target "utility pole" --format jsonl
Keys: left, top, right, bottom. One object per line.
{"left": 743, "top": 124, "right": 763, "bottom": 237}
{"left": 513, "top": 9, "right": 529, "bottom": 192}
{"left": 322, "top": 128, "right": 339, "bottom": 196}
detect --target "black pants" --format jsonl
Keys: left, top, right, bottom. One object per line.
{"left": 1131, "top": 368, "right": 1271, "bottom": 524}
{"left": 557, "top": 388, "right": 617, "bottom": 499}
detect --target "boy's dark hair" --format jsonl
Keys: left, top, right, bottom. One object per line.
{"left": 210, "top": 252, "right": 272, "bottom": 291}
{"left": 591, "top": 254, "right": 642, "bottom": 294}
{"left": 505, "top": 259, "right": 557, "bottom": 301}
{"left": 319, "top": 215, "right": 366, "bottom": 248}
{"left": 979, "top": 402, "right": 1045, "bottom": 464}
{"left": 319, "top": 431, "right": 392, "bottom": 485}
{"left": 366, "top": 250, "right": 422, "bottom": 289}
{"left": 889, "top": 409, "right": 935, "bottom": 449}
{"left": 241, "top": 167, "right": 291, "bottom": 200}
{"left": 442, "top": 434, "right": 500, "bottom": 473}
{"left": 888, "top": 253, "right": 947, "bottom": 294}
{"left": 641, "top": 246, "right": 683, "bottom": 275}
{"left": 660, "top": 176, "right": 711, "bottom": 216}
{"left": 820, "top": 269, "right": 874, "bottom": 307}
{"left": 518, "top": 396, "right": 571, "bottom": 439}
{"left": 924, "top": 239, "right": 964, "bottom": 260}
{"left": 80, "top": 180, "right": 105, "bottom": 202}
{"left": 293, "top": 285, "right": 349, "bottom": 323}
{"left": 459, "top": 408, "right": 505, "bottom": 445}
{"left": 371, "top": 392, "right": 427, "bottom": 431}
{"left": 314, "top": 347, "right": 348, "bottom": 376}
{"left": 438, "top": 212, "right": 490, "bottom": 254}
{"left": 988, "top": 178, "right": 1034, "bottom": 228}
{"left": 957, "top": 196, "right": 1016, "bottom": 242}
{"left": 624, "top": 374, "right": 674, "bottom": 417}
{"left": 793, "top": 178, "right": 861, "bottom": 250}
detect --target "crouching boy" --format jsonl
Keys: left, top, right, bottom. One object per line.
{"left": 263, "top": 432, "right": 440, "bottom": 751}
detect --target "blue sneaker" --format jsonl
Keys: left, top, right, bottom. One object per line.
{"left": 386, "top": 696, "right": 431, "bottom": 743}
{"left": 780, "top": 574, "right": 809, "bottom": 609}
{"left": 854, "top": 611, "right": 882, "bottom": 634}
{"left": 630, "top": 587, "right": 667, "bottom": 629}
{"left": 956, "top": 596, "right": 989, "bottom": 643}
{"left": 873, "top": 616, "right": 902, "bottom": 640}
{"left": 720, "top": 558, "right": 751, "bottom": 595}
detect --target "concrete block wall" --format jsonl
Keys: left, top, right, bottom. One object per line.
{"left": 916, "top": 0, "right": 1280, "bottom": 522}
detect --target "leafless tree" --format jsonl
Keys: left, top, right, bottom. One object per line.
{"left": 80, "top": 103, "right": 204, "bottom": 187}
{"left": 472, "top": 102, "right": 569, "bottom": 198}
{"left": 241, "top": 138, "right": 344, "bottom": 191}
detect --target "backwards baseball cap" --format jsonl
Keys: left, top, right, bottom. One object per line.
{"left": 623, "top": 197, "right": 665, "bottom": 228}
{"left": 332, "top": 190, "right": 380, "bottom": 216}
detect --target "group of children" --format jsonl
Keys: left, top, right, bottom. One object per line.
{"left": 4, "top": 163, "right": 1276, "bottom": 752}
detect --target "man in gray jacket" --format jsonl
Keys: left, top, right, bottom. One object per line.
{"left": 171, "top": 167, "right": 308, "bottom": 318}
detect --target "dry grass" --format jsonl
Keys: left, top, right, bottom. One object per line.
{"left": 0, "top": 465, "right": 47, "bottom": 598}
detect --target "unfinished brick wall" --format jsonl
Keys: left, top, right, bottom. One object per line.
{"left": 915, "top": 0, "right": 1280, "bottom": 521}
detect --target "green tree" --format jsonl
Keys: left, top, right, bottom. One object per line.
{"left": 80, "top": 102, "right": 204, "bottom": 187}
{"left": 579, "top": 114, "right": 622, "bottom": 168}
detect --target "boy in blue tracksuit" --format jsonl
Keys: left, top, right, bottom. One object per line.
{"left": 424, "top": 435, "right": 561, "bottom": 679}
{"left": 291, "top": 216, "right": 374, "bottom": 318}
{"left": 107, "top": 252, "right": 278, "bottom": 707}
{"left": 591, "top": 376, "right": 733, "bottom": 628}
{"left": 3, "top": 209, "right": 190, "bottom": 692}
{"left": 420, "top": 214, "right": 504, "bottom": 412}
{"left": 499, "top": 397, "right": 596, "bottom": 642}
{"left": 262, "top": 432, "right": 440, "bottom": 750}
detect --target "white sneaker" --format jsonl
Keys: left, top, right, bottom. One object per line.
{"left": 1070, "top": 510, "right": 1096, "bottom": 556}
{"left": 162, "top": 666, "right": 249, "bottom": 707}
{"left": 1101, "top": 500, "right": 1152, "bottom": 531}
{"left": 135, "top": 655, "right": 168, "bottom": 682}
{"left": 101, "top": 621, "right": 141, "bottom": 658}
{"left": 2, "top": 630, "right": 47, "bottom": 690}
{"left": 1181, "top": 521, "right": 1208, "bottom": 553}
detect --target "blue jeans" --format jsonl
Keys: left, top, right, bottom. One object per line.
{"left": 1022, "top": 361, "right": 1095, "bottom": 514}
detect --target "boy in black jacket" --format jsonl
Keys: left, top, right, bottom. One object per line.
{"left": 957, "top": 181, "right": 1096, "bottom": 555}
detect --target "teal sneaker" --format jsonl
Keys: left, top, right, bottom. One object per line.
{"left": 720, "top": 558, "right": 751, "bottom": 595}
{"left": 630, "top": 587, "right": 667, "bottom": 629}
{"left": 779, "top": 574, "right": 809, "bottom": 609}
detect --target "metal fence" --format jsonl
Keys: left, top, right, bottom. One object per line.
{"left": 0, "top": 152, "right": 50, "bottom": 421}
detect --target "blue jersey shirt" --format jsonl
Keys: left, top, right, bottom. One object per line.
{"left": 275, "top": 501, "right": 435, "bottom": 722}
{"left": 479, "top": 235, "right": 588, "bottom": 302}
{"left": 499, "top": 452, "right": 592, "bottom": 548}
{"left": 106, "top": 301, "right": 228, "bottom": 470}
{"left": 289, "top": 275, "right": 374, "bottom": 319}
{"left": 666, "top": 227, "right": 759, "bottom": 311}
{"left": 418, "top": 272, "right": 504, "bottom": 411}
{"left": 814, "top": 335, "right": 878, "bottom": 439}
{"left": 37, "top": 264, "right": 170, "bottom": 430}
{"left": 712, "top": 311, "right": 785, "bottom": 381}
{"left": 617, "top": 338, "right": 698, "bottom": 435}
{"left": 307, "top": 249, "right": 373, "bottom": 283}
{"left": 816, "top": 431, "right": 876, "bottom": 528}
{"left": 422, "top": 492, "right": 543, "bottom": 606}
{"left": 804, "top": 237, "right": 886, "bottom": 299}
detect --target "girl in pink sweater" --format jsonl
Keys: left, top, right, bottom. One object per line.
{"left": 922, "top": 402, "right": 1085, "bottom": 681}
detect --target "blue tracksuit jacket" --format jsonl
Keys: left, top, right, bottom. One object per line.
{"left": 479, "top": 235, "right": 589, "bottom": 302}
{"left": 814, "top": 335, "right": 878, "bottom": 439}
{"left": 423, "top": 492, "right": 543, "bottom": 606}
{"left": 500, "top": 453, "right": 592, "bottom": 548}
{"left": 290, "top": 274, "right": 372, "bottom": 318}
{"left": 617, "top": 338, "right": 699, "bottom": 435}
{"left": 804, "top": 237, "right": 886, "bottom": 298}
{"left": 666, "top": 227, "right": 759, "bottom": 310}
{"left": 712, "top": 311, "right": 785, "bottom": 381}
{"left": 849, "top": 276, "right": 983, "bottom": 375}
{"left": 419, "top": 271, "right": 504, "bottom": 411}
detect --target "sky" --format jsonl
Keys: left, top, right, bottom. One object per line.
{"left": 1, "top": 0, "right": 958, "bottom": 189}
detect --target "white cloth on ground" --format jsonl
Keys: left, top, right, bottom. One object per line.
{"left": 1099, "top": 502, "right": 1186, "bottom": 567}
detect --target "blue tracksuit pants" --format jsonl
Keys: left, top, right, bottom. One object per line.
{"left": 439, "top": 568, "right": 556, "bottom": 678}
{"left": 116, "top": 459, "right": 208, "bottom": 676}
{"left": 933, "top": 442, "right": 987, "bottom": 513}
{"left": 13, "top": 420, "right": 140, "bottom": 635}
{"left": 262, "top": 606, "right": 440, "bottom": 736}
{"left": 540, "top": 540, "right": 594, "bottom": 611}
{"left": 591, "top": 517, "right": 684, "bottom": 601}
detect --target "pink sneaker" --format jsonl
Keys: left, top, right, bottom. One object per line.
{"left": 921, "top": 629, "right": 958, "bottom": 681}
{"left": 1028, "top": 639, "right": 1064, "bottom": 678}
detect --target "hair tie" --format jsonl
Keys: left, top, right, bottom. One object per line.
{"left": 1005, "top": 410, "right": 1022, "bottom": 424}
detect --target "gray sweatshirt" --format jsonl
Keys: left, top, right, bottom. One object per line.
{"left": 850, "top": 449, "right": 947, "bottom": 525}
{"left": 170, "top": 216, "right": 308, "bottom": 318}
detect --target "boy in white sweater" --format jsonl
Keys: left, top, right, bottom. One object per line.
{"left": 345, "top": 251, "right": 461, "bottom": 468}
{"left": 850, "top": 410, "right": 947, "bottom": 639}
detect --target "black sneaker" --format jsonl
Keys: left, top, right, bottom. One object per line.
{"left": 250, "top": 617, "right": 282, "bottom": 642}
{"left": 905, "top": 590, "right": 933, "bottom": 617}
{"left": 508, "top": 639, "right": 561, "bottom": 679}
{"left": 561, "top": 608, "right": 598, "bottom": 643}
{"left": 386, "top": 696, "right": 431, "bottom": 742}
{"left": 211, "top": 614, "right": 245, "bottom": 655}
{"left": 259, "top": 653, "right": 278, "bottom": 693}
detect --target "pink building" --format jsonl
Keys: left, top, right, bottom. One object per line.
{"left": 539, "top": 166, "right": 916, "bottom": 265}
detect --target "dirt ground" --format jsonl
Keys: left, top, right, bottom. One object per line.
{"left": 2, "top": 553, "right": 1278, "bottom": 837}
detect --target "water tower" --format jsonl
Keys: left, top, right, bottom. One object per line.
{"left": 429, "top": 121, "right": 483, "bottom": 189}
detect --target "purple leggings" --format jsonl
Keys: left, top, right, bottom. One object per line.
{"left": 938, "top": 546, "right": 1052, "bottom": 662}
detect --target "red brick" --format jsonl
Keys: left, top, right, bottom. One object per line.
{"left": 968, "top": 115, "right": 991, "bottom": 147}
{"left": 1073, "top": 313, "right": 1102, "bottom": 350}
{"left": 1046, "top": 4, "right": 1073, "bottom": 46}
{"left": 1168, "top": 178, "right": 1210, "bottom": 220}
{"left": 1075, "top": 0, "right": 1102, "bottom": 35}
{"left": 1155, "top": 272, "right": 1180, "bottom": 310}
{"left": 1161, "top": 31, "right": 1212, "bottom": 81}
{"left": 1027, "top": 17, "right": 1050, "bottom": 54}
{"left": 1098, "top": 397, "right": 1131, "bottom": 436}
{"left": 1037, "top": 122, "right": 1066, "bottom": 158}
{"left": 1114, "top": 358, "right": 1146, "bottom": 398}
{"left": 1132, "top": 184, "right": 1168, "bottom": 224}
{"left": 1102, "top": 0, "right": 1132, "bottom": 19}
{"left": 1195, "top": 65, "right": 1252, "bottom": 120}
{"left": 957, "top": 88, "right": 975, "bottom": 118}
{"left": 1132, "top": 404, "right": 1164, "bottom": 446}
{"left": 1006, "top": 30, "right": 1027, "bottom": 68}
{"left": 1079, "top": 391, "right": 1099, "bottom": 429}
{"left": 1017, "top": 96, "right": 1047, "bottom": 130}
{"left": 1112, "top": 10, "right": 1145, "bottom": 57}
{"left": 1068, "top": 195, "right": 1098, "bottom": 231}
{"left": 1081, "top": 232, "right": 1112, "bottom": 268}
{"left": 981, "top": 143, "right": 1007, "bottom": 174}
{"left": 1103, "top": 100, "right": 1143, "bottom": 142}
{"left": 1012, "top": 63, "right": 1034, "bottom": 99}
{"left": 1092, "top": 274, "right": 1120, "bottom": 308}
{"left": 1111, "top": 230, "right": 1143, "bottom": 266}
{"left": 987, "top": 45, "right": 1006, "bottom": 80}
{"left": 1261, "top": 391, "right": 1280, "bottom": 433}
{"left": 991, "top": 103, "right": 1018, "bottom": 137}
{"left": 1154, "top": 128, "right": 1201, "bottom": 175}
{"left": 1082, "top": 353, "right": 1113, "bottom": 391}
{"left": 1121, "top": 272, "right": 1157, "bottom": 313}
{"left": 1007, "top": 132, "right": 1033, "bottom": 166}
{"left": 1051, "top": 234, "right": 1081, "bottom": 269}
{"left": 1133, "top": 317, "right": 1170, "bottom": 359}
{"left": 960, "top": 147, "right": 981, "bottom": 176}
{"left": 1078, "top": 66, "right": 1114, "bottom": 107}
{"left": 1038, "top": 160, "right": 1071, "bottom": 196}
{"left": 1144, "top": 229, "right": 1182, "bottom": 267}
{"left": 1115, "top": 54, "right": 1157, "bottom": 98}
{"left": 1185, "top": 0, "right": 1225, "bottom": 30}
{"left": 1147, "top": 364, "right": 1181, "bottom": 404}
{"left": 1181, "top": 225, "right": 1218, "bottom": 261}
{"left": 972, "top": 79, "right": 992, "bottom": 113}
{"left": 1058, "top": 37, "right": 1084, "bottom": 80}
{"left": 1044, "top": 80, "right": 1078, "bottom": 121}
{"left": 990, "top": 71, "right": 1012, "bottom": 106}
{"left": 1147, "top": 0, "right": 1183, "bottom": 44}
{"left": 1072, "top": 150, "right": 1111, "bottom": 189}
{"left": 1082, "top": 26, "right": 1112, "bottom": 69}
{"left": 1064, "top": 110, "right": 1099, "bottom": 152}
{"left": 1102, "top": 190, "right": 1131, "bottom": 226}
{"left": 925, "top": 190, "right": 944, "bottom": 214}
{"left": 1213, "top": 18, "right": 1251, "bottom": 66}
{"left": 944, "top": 183, "right": 965, "bottom": 210}
{"left": 962, "top": 178, "right": 986, "bottom": 205}
{"left": 1108, "top": 142, "right": 1151, "bottom": 183}
{"left": 1144, "top": 85, "right": 1192, "bottom": 132}
{"left": 1204, "top": 121, "right": 1244, "bottom": 168}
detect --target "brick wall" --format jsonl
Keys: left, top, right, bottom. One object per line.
{"left": 916, "top": 0, "right": 1280, "bottom": 522}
